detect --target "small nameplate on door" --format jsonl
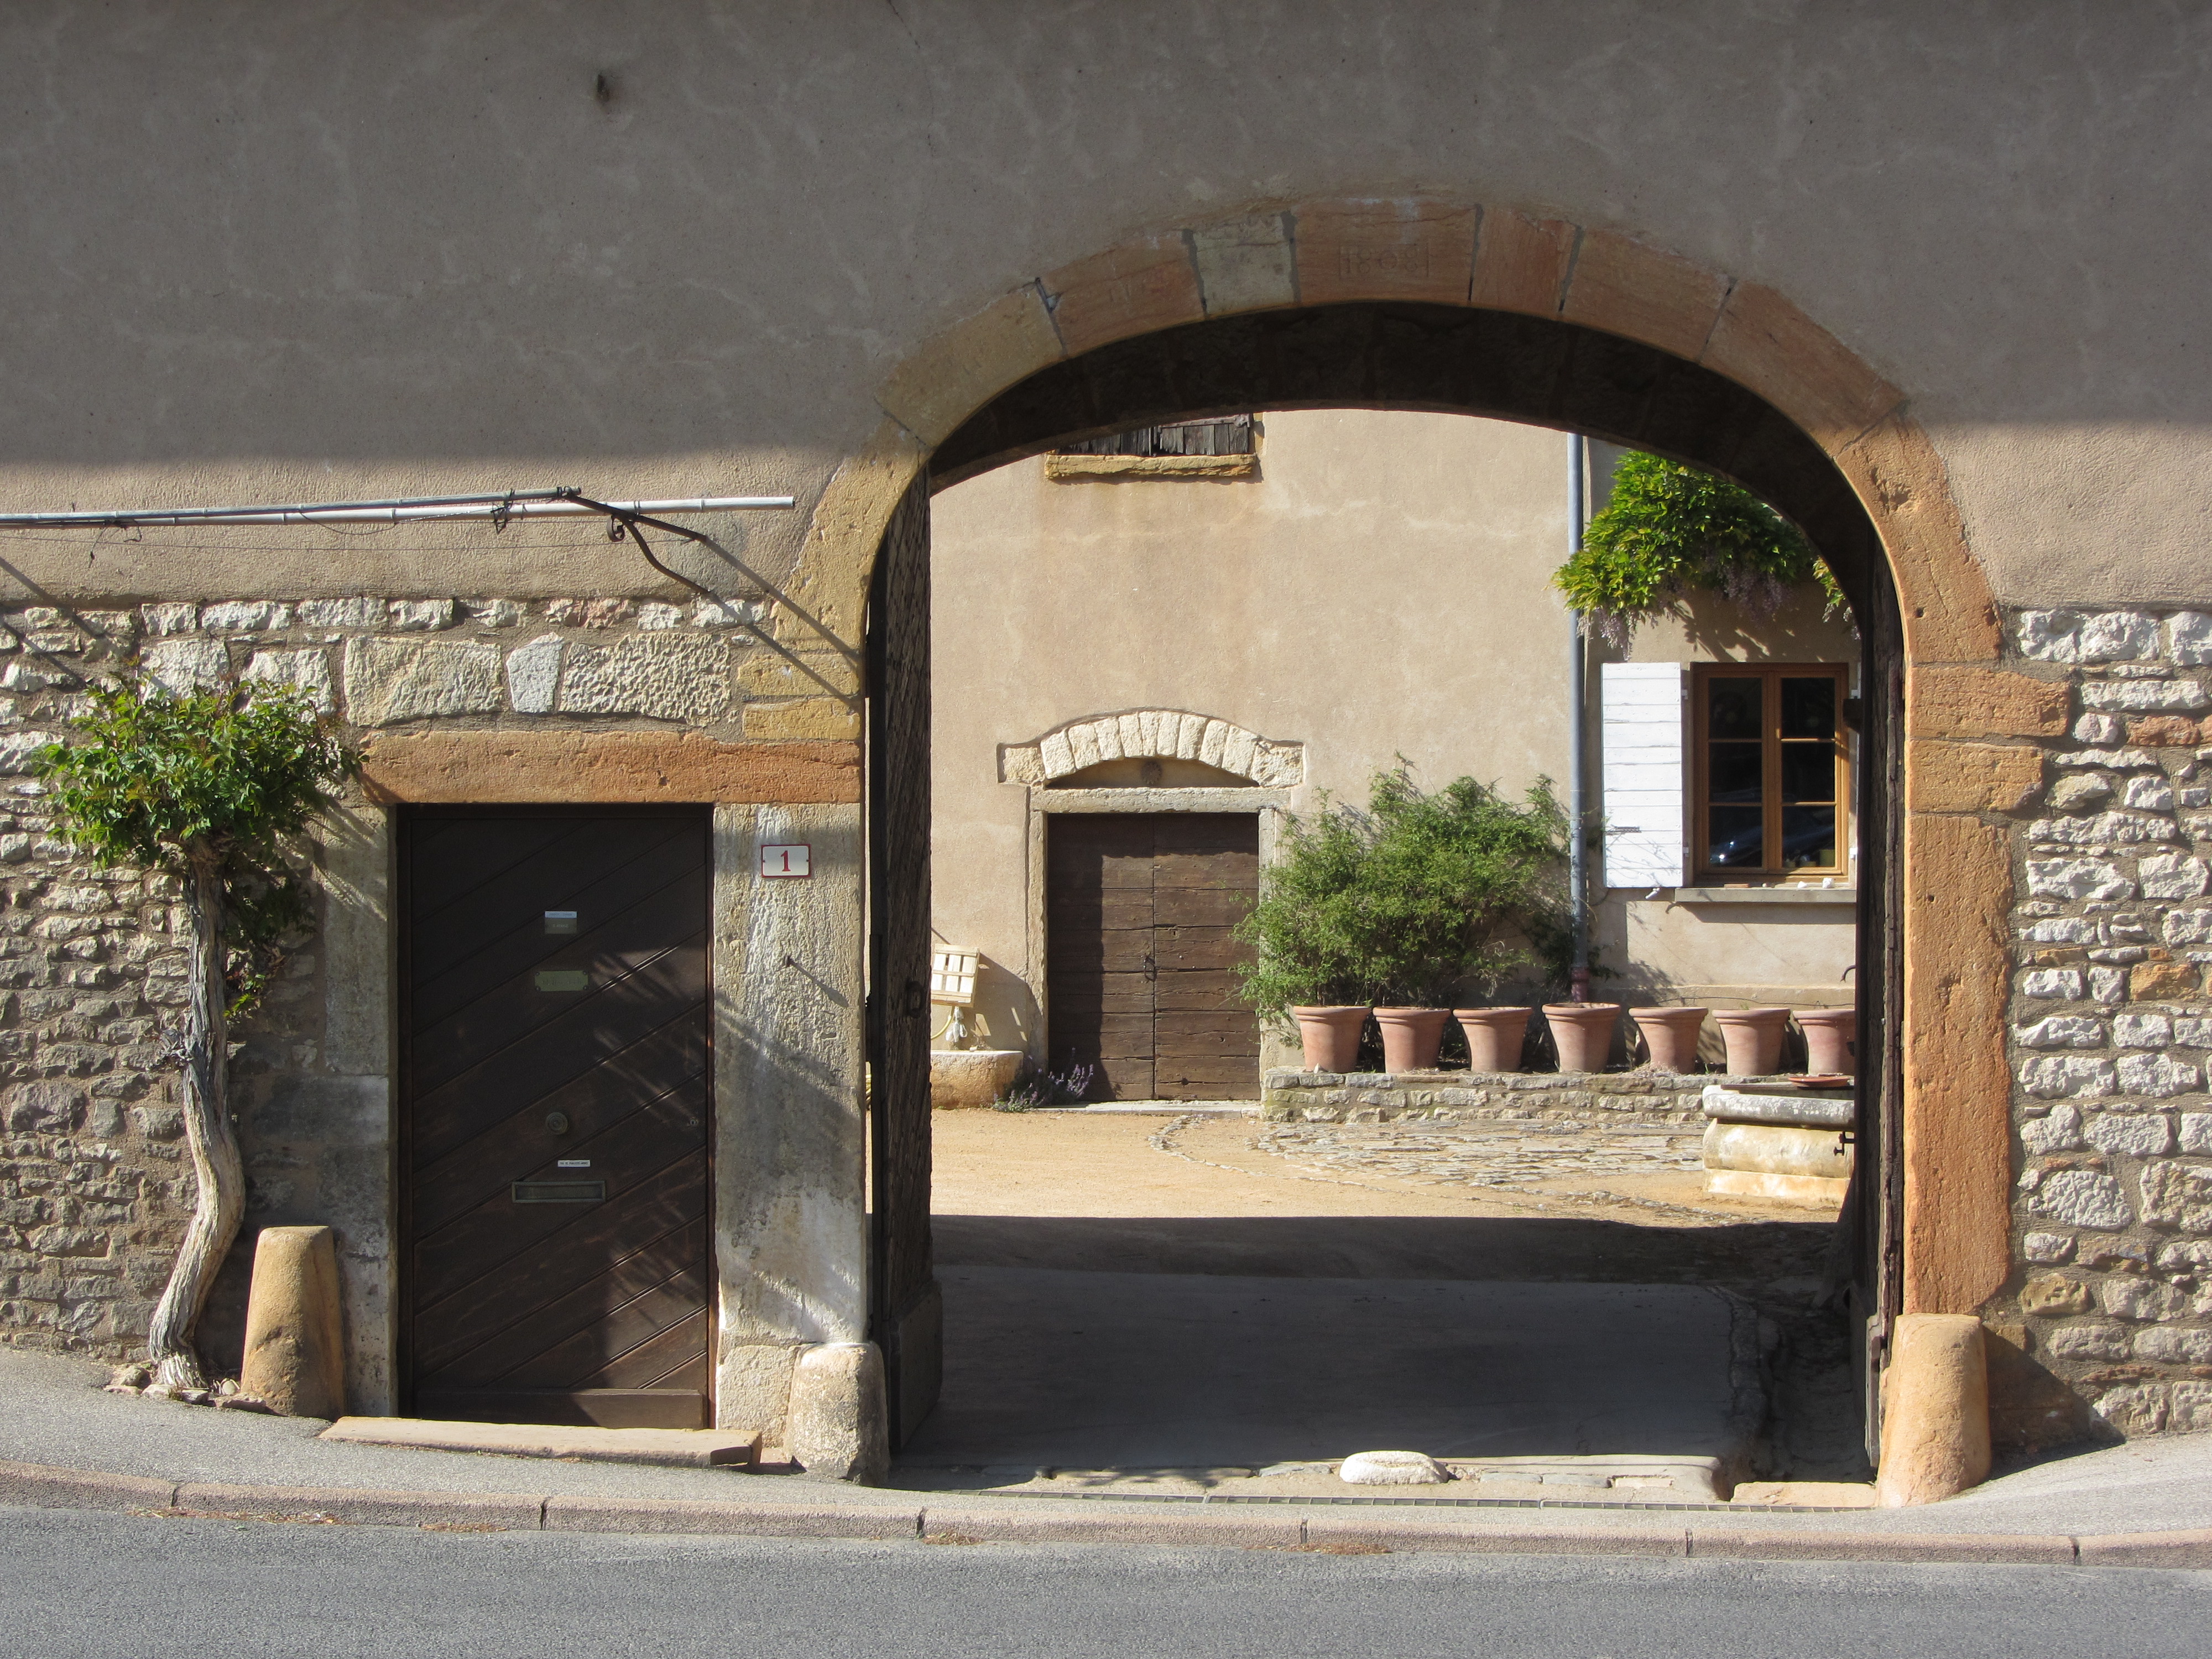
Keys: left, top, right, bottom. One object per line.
{"left": 544, "top": 910, "right": 580, "bottom": 935}
{"left": 534, "top": 969, "right": 589, "bottom": 992}
{"left": 513, "top": 1180, "right": 606, "bottom": 1203}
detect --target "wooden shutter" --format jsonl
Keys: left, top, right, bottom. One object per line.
{"left": 1600, "top": 662, "right": 1687, "bottom": 889}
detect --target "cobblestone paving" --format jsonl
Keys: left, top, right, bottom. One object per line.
{"left": 1261, "top": 1119, "right": 1703, "bottom": 1186}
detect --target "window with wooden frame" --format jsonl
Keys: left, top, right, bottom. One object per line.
{"left": 1692, "top": 664, "right": 1851, "bottom": 881}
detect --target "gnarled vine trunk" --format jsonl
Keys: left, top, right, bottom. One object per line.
{"left": 145, "top": 842, "right": 243, "bottom": 1393}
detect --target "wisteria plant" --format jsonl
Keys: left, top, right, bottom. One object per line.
{"left": 35, "top": 677, "right": 354, "bottom": 1394}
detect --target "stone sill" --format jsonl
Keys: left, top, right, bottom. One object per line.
{"left": 1661, "top": 886, "right": 1858, "bottom": 906}
{"left": 1044, "top": 452, "right": 1257, "bottom": 481}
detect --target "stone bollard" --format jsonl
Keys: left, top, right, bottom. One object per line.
{"left": 788, "top": 1340, "right": 890, "bottom": 1485}
{"left": 237, "top": 1225, "right": 348, "bottom": 1419}
{"left": 1874, "top": 1313, "right": 1990, "bottom": 1507}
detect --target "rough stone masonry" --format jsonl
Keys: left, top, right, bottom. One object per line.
{"left": 0, "top": 590, "right": 813, "bottom": 1394}
{"left": 2004, "top": 608, "right": 2212, "bottom": 1442}
{"left": 15, "top": 595, "right": 2212, "bottom": 1455}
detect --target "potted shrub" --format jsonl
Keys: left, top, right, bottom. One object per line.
{"left": 1714, "top": 1006, "right": 1792, "bottom": 1075}
{"left": 1359, "top": 768, "right": 1571, "bottom": 1072}
{"left": 1237, "top": 765, "right": 1571, "bottom": 1076}
{"left": 1455, "top": 1005, "right": 1531, "bottom": 1072}
{"left": 1629, "top": 1005, "right": 1709, "bottom": 1073}
{"left": 1232, "top": 796, "right": 1374, "bottom": 1072}
{"left": 1543, "top": 1001, "right": 1623, "bottom": 1072}
{"left": 1794, "top": 1006, "right": 1857, "bottom": 1075}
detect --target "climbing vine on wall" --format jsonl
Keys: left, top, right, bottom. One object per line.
{"left": 1552, "top": 451, "right": 1847, "bottom": 648}
{"left": 36, "top": 677, "right": 355, "bottom": 1395}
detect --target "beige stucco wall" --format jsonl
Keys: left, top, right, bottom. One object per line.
{"left": 1594, "top": 584, "right": 1863, "bottom": 1009}
{"left": 0, "top": 2, "right": 2205, "bottom": 1440}
{"left": 931, "top": 411, "right": 1861, "bottom": 1057}
{"left": 0, "top": 4, "right": 2196, "bottom": 617}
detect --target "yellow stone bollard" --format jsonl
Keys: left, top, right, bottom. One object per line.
{"left": 1875, "top": 1313, "right": 1990, "bottom": 1507}
{"left": 788, "top": 1341, "right": 889, "bottom": 1485}
{"left": 237, "top": 1225, "right": 347, "bottom": 1419}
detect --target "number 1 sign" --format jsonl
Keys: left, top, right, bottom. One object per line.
{"left": 758, "top": 843, "right": 811, "bottom": 879}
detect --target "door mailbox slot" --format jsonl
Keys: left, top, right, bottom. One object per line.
{"left": 513, "top": 1180, "right": 606, "bottom": 1204}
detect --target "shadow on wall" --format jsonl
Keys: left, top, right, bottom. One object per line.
{"left": 931, "top": 953, "right": 1036, "bottom": 1059}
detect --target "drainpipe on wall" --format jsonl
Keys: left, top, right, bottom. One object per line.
{"left": 1567, "top": 434, "right": 1592, "bottom": 1003}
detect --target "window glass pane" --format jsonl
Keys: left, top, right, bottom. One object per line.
{"left": 1781, "top": 744, "right": 1836, "bottom": 804}
{"left": 1708, "top": 677, "right": 1763, "bottom": 740}
{"left": 1709, "top": 744, "right": 1763, "bottom": 802}
{"left": 1781, "top": 676, "right": 1836, "bottom": 739}
{"left": 1781, "top": 805, "right": 1838, "bottom": 870}
{"left": 1708, "top": 806, "right": 1764, "bottom": 867}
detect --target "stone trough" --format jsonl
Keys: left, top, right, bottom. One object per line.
{"left": 1700, "top": 1084, "right": 1855, "bottom": 1207}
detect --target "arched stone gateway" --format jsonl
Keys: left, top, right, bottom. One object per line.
{"left": 848, "top": 198, "right": 2054, "bottom": 1473}
{"left": 999, "top": 711, "right": 1303, "bottom": 789}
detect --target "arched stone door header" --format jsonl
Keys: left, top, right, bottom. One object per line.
{"left": 830, "top": 195, "right": 1996, "bottom": 667}
{"left": 1000, "top": 709, "right": 1304, "bottom": 788}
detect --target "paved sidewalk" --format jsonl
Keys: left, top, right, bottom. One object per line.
{"left": 5, "top": 1346, "right": 2212, "bottom": 1563}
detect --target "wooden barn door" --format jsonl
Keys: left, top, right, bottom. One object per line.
{"left": 401, "top": 806, "right": 713, "bottom": 1428}
{"left": 867, "top": 474, "right": 943, "bottom": 1448}
{"left": 1047, "top": 813, "right": 1260, "bottom": 1101}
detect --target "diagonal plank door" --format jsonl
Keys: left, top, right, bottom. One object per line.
{"left": 403, "top": 807, "right": 713, "bottom": 1429}
{"left": 1047, "top": 813, "right": 1260, "bottom": 1101}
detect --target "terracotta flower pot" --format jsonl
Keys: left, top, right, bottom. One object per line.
{"left": 1630, "top": 1005, "right": 1708, "bottom": 1073}
{"left": 1714, "top": 1006, "right": 1791, "bottom": 1076}
{"left": 1291, "top": 1006, "right": 1370, "bottom": 1073}
{"left": 1796, "top": 1007, "right": 1859, "bottom": 1076}
{"left": 1374, "top": 1007, "right": 1450, "bottom": 1073}
{"left": 1454, "top": 1006, "right": 1531, "bottom": 1073}
{"left": 1543, "top": 1003, "right": 1621, "bottom": 1074}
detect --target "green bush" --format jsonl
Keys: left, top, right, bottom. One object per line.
{"left": 1234, "top": 764, "right": 1572, "bottom": 1024}
{"left": 35, "top": 675, "right": 354, "bottom": 1391}
{"left": 37, "top": 679, "right": 356, "bottom": 1017}
{"left": 1552, "top": 451, "right": 1845, "bottom": 647}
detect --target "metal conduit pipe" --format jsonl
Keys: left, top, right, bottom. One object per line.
{"left": 0, "top": 491, "right": 794, "bottom": 529}
{"left": 1567, "top": 434, "right": 1592, "bottom": 1003}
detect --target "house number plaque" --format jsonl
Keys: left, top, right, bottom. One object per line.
{"left": 759, "top": 843, "right": 811, "bottom": 879}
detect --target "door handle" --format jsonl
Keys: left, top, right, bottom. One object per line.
{"left": 1142, "top": 952, "right": 1157, "bottom": 982}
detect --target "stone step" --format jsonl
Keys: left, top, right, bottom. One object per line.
{"left": 320, "top": 1416, "right": 760, "bottom": 1469}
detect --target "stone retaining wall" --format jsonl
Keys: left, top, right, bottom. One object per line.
{"left": 1262, "top": 1069, "right": 1718, "bottom": 1126}
{"left": 1999, "top": 608, "right": 2212, "bottom": 1442}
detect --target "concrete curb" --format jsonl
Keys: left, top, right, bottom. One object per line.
{"left": 1, "top": 1459, "right": 2207, "bottom": 1566}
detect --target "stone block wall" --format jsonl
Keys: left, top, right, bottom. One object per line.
{"left": 132, "top": 591, "right": 804, "bottom": 735}
{"left": 1262, "top": 1069, "right": 1712, "bottom": 1125}
{"left": 0, "top": 608, "right": 200, "bottom": 1362}
{"left": 2001, "top": 608, "right": 2212, "bottom": 1441}
{"left": 0, "top": 588, "right": 832, "bottom": 1391}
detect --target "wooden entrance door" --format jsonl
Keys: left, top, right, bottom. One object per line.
{"left": 1047, "top": 813, "right": 1260, "bottom": 1100}
{"left": 401, "top": 807, "right": 713, "bottom": 1429}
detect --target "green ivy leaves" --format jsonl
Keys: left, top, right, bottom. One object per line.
{"left": 35, "top": 679, "right": 357, "bottom": 1019}
{"left": 1552, "top": 451, "right": 1845, "bottom": 646}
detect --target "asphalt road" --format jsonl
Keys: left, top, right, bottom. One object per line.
{"left": 3, "top": 1506, "right": 2208, "bottom": 1659}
